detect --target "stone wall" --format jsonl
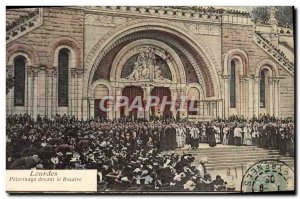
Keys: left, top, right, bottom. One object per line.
{"left": 7, "top": 7, "right": 85, "bottom": 117}
{"left": 221, "top": 22, "right": 294, "bottom": 118}
{"left": 6, "top": 7, "right": 295, "bottom": 119}
{"left": 279, "top": 70, "right": 295, "bottom": 118}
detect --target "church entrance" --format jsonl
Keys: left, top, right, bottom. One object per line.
{"left": 151, "top": 87, "right": 172, "bottom": 119}
{"left": 121, "top": 86, "right": 144, "bottom": 119}
{"left": 94, "top": 99, "right": 108, "bottom": 119}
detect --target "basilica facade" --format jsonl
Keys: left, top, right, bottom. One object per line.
{"left": 6, "top": 6, "right": 295, "bottom": 120}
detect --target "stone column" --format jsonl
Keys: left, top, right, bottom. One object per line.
{"left": 239, "top": 75, "right": 245, "bottom": 116}
{"left": 112, "top": 87, "right": 122, "bottom": 119}
{"left": 277, "top": 78, "right": 281, "bottom": 116}
{"left": 273, "top": 78, "right": 280, "bottom": 116}
{"left": 170, "top": 88, "right": 178, "bottom": 119}
{"left": 89, "top": 98, "right": 95, "bottom": 119}
{"left": 248, "top": 76, "right": 255, "bottom": 118}
{"left": 143, "top": 85, "right": 151, "bottom": 121}
{"left": 46, "top": 68, "right": 55, "bottom": 118}
{"left": 240, "top": 76, "right": 250, "bottom": 118}
{"left": 177, "top": 89, "right": 185, "bottom": 119}
{"left": 32, "top": 67, "right": 39, "bottom": 119}
{"left": 76, "top": 68, "right": 84, "bottom": 119}
{"left": 52, "top": 69, "right": 58, "bottom": 117}
{"left": 26, "top": 67, "right": 34, "bottom": 116}
{"left": 70, "top": 68, "right": 77, "bottom": 117}
{"left": 268, "top": 78, "right": 274, "bottom": 116}
{"left": 6, "top": 65, "right": 14, "bottom": 115}
{"left": 253, "top": 76, "right": 260, "bottom": 117}
{"left": 222, "top": 75, "right": 230, "bottom": 118}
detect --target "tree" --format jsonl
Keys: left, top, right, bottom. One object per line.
{"left": 251, "top": 6, "right": 294, "bottom": 28}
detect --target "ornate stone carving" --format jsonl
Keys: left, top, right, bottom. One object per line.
{"left": 70, "top": 68, "right": 77, "bottom": 78}
{"left": 114, "top": 17, "right": 127, "bottom": 24}
{"left": 123, "top": 47, "right": 171, "bottom": 83}
{"left": 6, "top": 65, "right": 14, "bottom": 78}
{"left": 85, "top": 13, "right": 131, "bottom": 27}
{"left": 46, "top": 67, "right": 56, "bottom": 77}
{"left": 75, "top": 68, "right": 84, "bottom": 77}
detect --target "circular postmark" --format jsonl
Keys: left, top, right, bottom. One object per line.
{"left": 241, "top": 159, "right": 294, "bottom": 192}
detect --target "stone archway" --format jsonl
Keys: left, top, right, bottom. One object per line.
{"left": 84, "top": 19, "right": 220, "bottom": 99}
{"left": 110, "top": 39, "right": 186, "bottom": 85}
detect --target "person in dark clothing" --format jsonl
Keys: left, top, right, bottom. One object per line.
{"left": 206, "top": 125, "right": 216, "bottom": 147}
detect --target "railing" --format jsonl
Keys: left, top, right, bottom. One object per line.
{"left": 6, "top": 8, "right": 42, "bottom": 43}
{"left": 254, "top": 31, "right": 294, "bottom": 75}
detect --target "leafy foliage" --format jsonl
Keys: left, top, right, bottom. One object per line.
{"left": 251, "top": 6, "right": 294, "bottom": 28}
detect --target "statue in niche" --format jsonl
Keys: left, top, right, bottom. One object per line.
{"left": 154, "top": 65, "right": 164, "bottom": 81}
{"left": 126, "top": 62, "right": 143, "bottom": 80}
{"left": 125, "top": 47, "right": 171, "bottom": 82}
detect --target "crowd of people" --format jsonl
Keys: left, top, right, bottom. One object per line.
{"left": 6, "top": 113, "right": 294, "bottom": 192}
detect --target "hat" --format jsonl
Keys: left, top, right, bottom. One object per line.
{"left": 133, "top": 168, "right": 141, "bottom": 173}
{"left": 173, "top": 174, "right": 182, "bottom": 182}
{"left": 121, "top": 176, "right": 130, "bottom": 182}
{"left": 56, "top": 152, "right": 63, "bottom": 157}
{"left": 141, "top": 170, "right": 149, "bottom": 176}
{"left": 95, "top": 147, "right": 100, "bottom": 151}
{"left": 183, "top": 180, "right": 196, "bottom": 191}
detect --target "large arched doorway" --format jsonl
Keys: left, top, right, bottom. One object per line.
{"left": 85, "top": 21, "right": 222, "bottom": 120}
{"left": 151, "top": 87, "right": 172, "bottom": 119}
{"left": 121, "top": 86, "right": 144, "bottom": 119}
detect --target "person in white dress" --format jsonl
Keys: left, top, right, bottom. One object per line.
{"left": 214, "top": 124, "right": 221, "bottom": 144}
{"left": 176, "top": 125, "right": 186, "bottom": 148}
{"left": 233, "top": 125, "right": 242, "bottom": 146}
{"left": 222, "top": 125, "right": 230, "bottom": 145}
{"left": 243, "top": 123, "right": 252, "bottom": 146}
{"left": 190, "top": 127, "right": 200, "bottom": 149}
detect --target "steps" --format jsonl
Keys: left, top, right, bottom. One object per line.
{"left": 6, "top": 8, "right": 43, "bottom": 43}
{"left": 253, "top": 31, "right": 294, "bottom": 76}
{"left": 175, "top": 145, "right": 294, "bottom": 172}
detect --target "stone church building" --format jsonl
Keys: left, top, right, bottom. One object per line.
{"left": 6, "top": 6, "right": 294, "bottom": 120}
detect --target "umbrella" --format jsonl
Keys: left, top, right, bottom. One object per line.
{"left": 38, "top": 145, "right": 56, "bottom": 159}
{"left": 10, "top": 156, "right": 40, "bottom": 169}
{"left": 77, "top": 140, "right": 93, "bottom": 150}
{"left": 56, "top": 144, "right": 73, "bottom": 154}
{"left": 21, "top": 146, "right": 39, "bottom": 156}
{"left": 48, "top": 138, "right": 65, "bottom": 145}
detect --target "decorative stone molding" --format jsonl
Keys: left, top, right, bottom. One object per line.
{"left": 223, "top": 48, "right": 249, "bottom": 76}
{"left": 49, "top": 36, "right": 82, "bottom": 69}
{"left": 46, "top": 67, "right": 56, "bottom": 77}
{"left": 6, "top": 65, "right": 14, "bottom": 78}
{"left": 84, "top": 18, "right": 221, "bottom": 98}
{"left": 75, "top": 68, "right": 84, "bottom": 77}
{"left": 255, "top": 59, "right": 279, "bottom": 77}
{"left": 254, "top": 32, "right": 294, "bottom": 76}
{"left": 85, "top": 13, "right": 131, "bottom": 27}
{"left": 6, "top": 8, "right": 43, "bottom": 44}
{"left": 70, "top": 68, "right": 77, "bottom": 78}
{"left": 186, "top": 23, "right": 221, "bottom": 35}
{"left": 32, "top": 67, "right": 40, "bottom": 77}
{"left": 83, "top": 6, "right": 251, "bottom": 25}
{"left": 7, "top": 43, "right": 40, "bottom": 67}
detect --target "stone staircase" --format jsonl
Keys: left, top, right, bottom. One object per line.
{"left": 6, "top": 8, "right": 43, "bottom": 43}
{"left": 176, "top": 146, "right": 294, "bottom": 172}
{"left": 253, "top": 31, "right": 294, "bottom": 76}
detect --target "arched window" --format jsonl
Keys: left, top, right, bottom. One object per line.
{"left": 230, "top": 60, "right": 236, "bottom": 108}
{"left": 58, "top": 48, "right": 70, "bottom": 107}
{"left": 260, "top": 70, "right": 266, "bottom": 108}
{"left": 14, "top": 56, "right": 26, "bottom": 106}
